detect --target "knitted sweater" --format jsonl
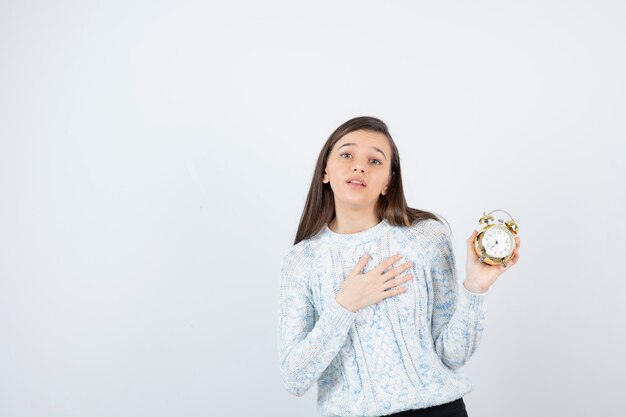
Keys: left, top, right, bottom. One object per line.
{"left": 277, "top": 218, "right": 488, "bottom": 417}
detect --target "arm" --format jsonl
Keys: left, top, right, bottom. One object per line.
{"left": 277, "top": 243, "right": 357, "bottom": 396}
{"left": 428, "top": 222, "right": 488, "bottom": 370}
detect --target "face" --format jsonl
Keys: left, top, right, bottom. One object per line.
{"left": 322, "top": 129, "right": 393, "bottom": 209}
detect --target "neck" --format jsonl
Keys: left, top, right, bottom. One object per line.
{"left": 328, "top": 211, "right": 381, "bottom": 234}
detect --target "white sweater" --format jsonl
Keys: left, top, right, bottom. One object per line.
{"left": 277, "top": 218, "right": 488, "bottom": 417}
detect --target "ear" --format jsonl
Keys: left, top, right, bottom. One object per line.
{"left": 322, "top": 169, "right": 329, "bottom": 183}
{"left": 382, "top": 171, "right": 393, "bottom": 195}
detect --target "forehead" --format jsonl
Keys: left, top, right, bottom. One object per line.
{"left": 333, "top": 130, "right": 390, "bottom": 152}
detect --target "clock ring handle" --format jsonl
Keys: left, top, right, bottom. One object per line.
{"left": 484, "top": 208, "right": 517, "bottom": 224}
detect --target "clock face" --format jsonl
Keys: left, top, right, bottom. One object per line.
{"left": 482, "top": 226, "right": 514, "bottom": 258}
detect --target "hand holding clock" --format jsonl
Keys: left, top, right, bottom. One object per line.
{"left": 463, "top": 230, "right": 521, "bottom": 294}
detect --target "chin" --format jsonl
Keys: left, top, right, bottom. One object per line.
{"left": 338, "top": 195, "right": 375, "bottom": 206}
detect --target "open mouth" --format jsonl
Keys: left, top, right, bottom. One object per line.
{"left": 346, "top": 180, "right": 366, "bottom": 188}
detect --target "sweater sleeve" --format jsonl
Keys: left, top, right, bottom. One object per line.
{"left": 427, "top": 221, "right": 488, "bottom": 370}
{"left": 277, "top": 242, "right": 357, "bottom": 397}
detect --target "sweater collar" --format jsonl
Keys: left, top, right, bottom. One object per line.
{"left": 320, "top": 218, "right": 391, "bottom": 245}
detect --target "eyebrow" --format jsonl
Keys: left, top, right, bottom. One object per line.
{"left": 337, "top": 142, "right": 387, "bottom": 160}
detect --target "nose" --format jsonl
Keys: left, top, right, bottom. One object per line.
{"left": 351, "top": 163, "right": 365, "bottom": 173}
{"left": 350, "top": 155, "right": 367, "bottom": 173}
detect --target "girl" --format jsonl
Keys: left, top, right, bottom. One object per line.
{"left": 277, "top": 116, "right": 521, "bottom": 417}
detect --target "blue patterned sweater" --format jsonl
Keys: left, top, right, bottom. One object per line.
{"left": 277, "top": 218, "right": 488, "bottom": 417}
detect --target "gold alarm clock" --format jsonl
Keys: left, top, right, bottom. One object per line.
{"left": 474, "top": 209, "right": 519, "bottom": 267}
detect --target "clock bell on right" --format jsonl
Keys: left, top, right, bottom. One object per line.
{"left": 474, "top": 209, "right": 520, "bottom": 267}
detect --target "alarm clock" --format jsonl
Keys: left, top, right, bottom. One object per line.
{"left": 474, "top": 209, "right": 519, "bottom": 267}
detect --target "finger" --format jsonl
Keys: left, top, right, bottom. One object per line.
{"left": 502, "top": 248, "right": 520, "bottom": 269}
{"left": 383, "top": 273, "right": 413, "bottom": 291}
{"left": 349, "top": 253, "right": 371, "bottom": 276}
{"left": 381, "top": 260, "right": 414, "bottom": 282}
{"left": 467, "top": 230, "right": 477, "bottom": 245}
{"left": 375, "top": 253, "right": 404, "bottom": 274}
{"left": 382, "top": 283, "right": 409, "bottom": 297}
{"left": 510, "top": 247, "right": 520, "bottom": 266}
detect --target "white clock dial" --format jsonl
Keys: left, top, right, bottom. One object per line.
{"left": 482, "top": 226, "right": 514, "bottom": 258}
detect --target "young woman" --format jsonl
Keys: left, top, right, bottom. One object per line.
{"left": 277, "top": 116, "right": 521, "bottom": 417}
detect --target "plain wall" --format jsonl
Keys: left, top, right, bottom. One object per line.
{"left": 1, "top": 1, "right": 624, "bottom": 416}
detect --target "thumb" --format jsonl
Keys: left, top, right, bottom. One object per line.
{"left": 350, "top": 253, "right": 370, "bottom": 276}
{"left": 467, "top": 230, "right": 478, "bottom": 260}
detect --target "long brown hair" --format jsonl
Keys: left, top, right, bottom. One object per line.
{"left": 293, "top": 116, "right": 449, "bottom": 245}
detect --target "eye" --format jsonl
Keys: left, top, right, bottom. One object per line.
{"left": 339, "top": 153, "right": 382, "bottom": 166}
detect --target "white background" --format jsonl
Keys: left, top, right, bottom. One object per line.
{"left": 1, "top": 1, "right": 624, "bottom": 416}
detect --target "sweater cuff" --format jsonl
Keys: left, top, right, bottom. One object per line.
{"left": 459, "top": 284, "right": 488, "bottom": 312}
{"left": 326, "top": 296, "right": 357, "bottom": 332}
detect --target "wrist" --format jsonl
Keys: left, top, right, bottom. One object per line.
{"left": 463, "top": 279, "right": 488, "bottom": 294}
{"left": 335, "top": 294, "right": 357, "bottom": 313}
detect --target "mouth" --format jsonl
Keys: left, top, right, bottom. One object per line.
{"left": 346, "top": 179, "right": 366, "bottom": 188}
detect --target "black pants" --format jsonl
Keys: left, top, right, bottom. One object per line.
{"left": 382, "top": 397, "right": 468, "bottom": 417}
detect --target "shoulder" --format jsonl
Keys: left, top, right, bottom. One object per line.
{"left": 396, "top": 218, "right": 450, "bottom": 248}
{"left": 280, "top": 239, "right": 316, "bottom": 277}
{"left": 414, "top": 218, "right": 451, "bottom": 242}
